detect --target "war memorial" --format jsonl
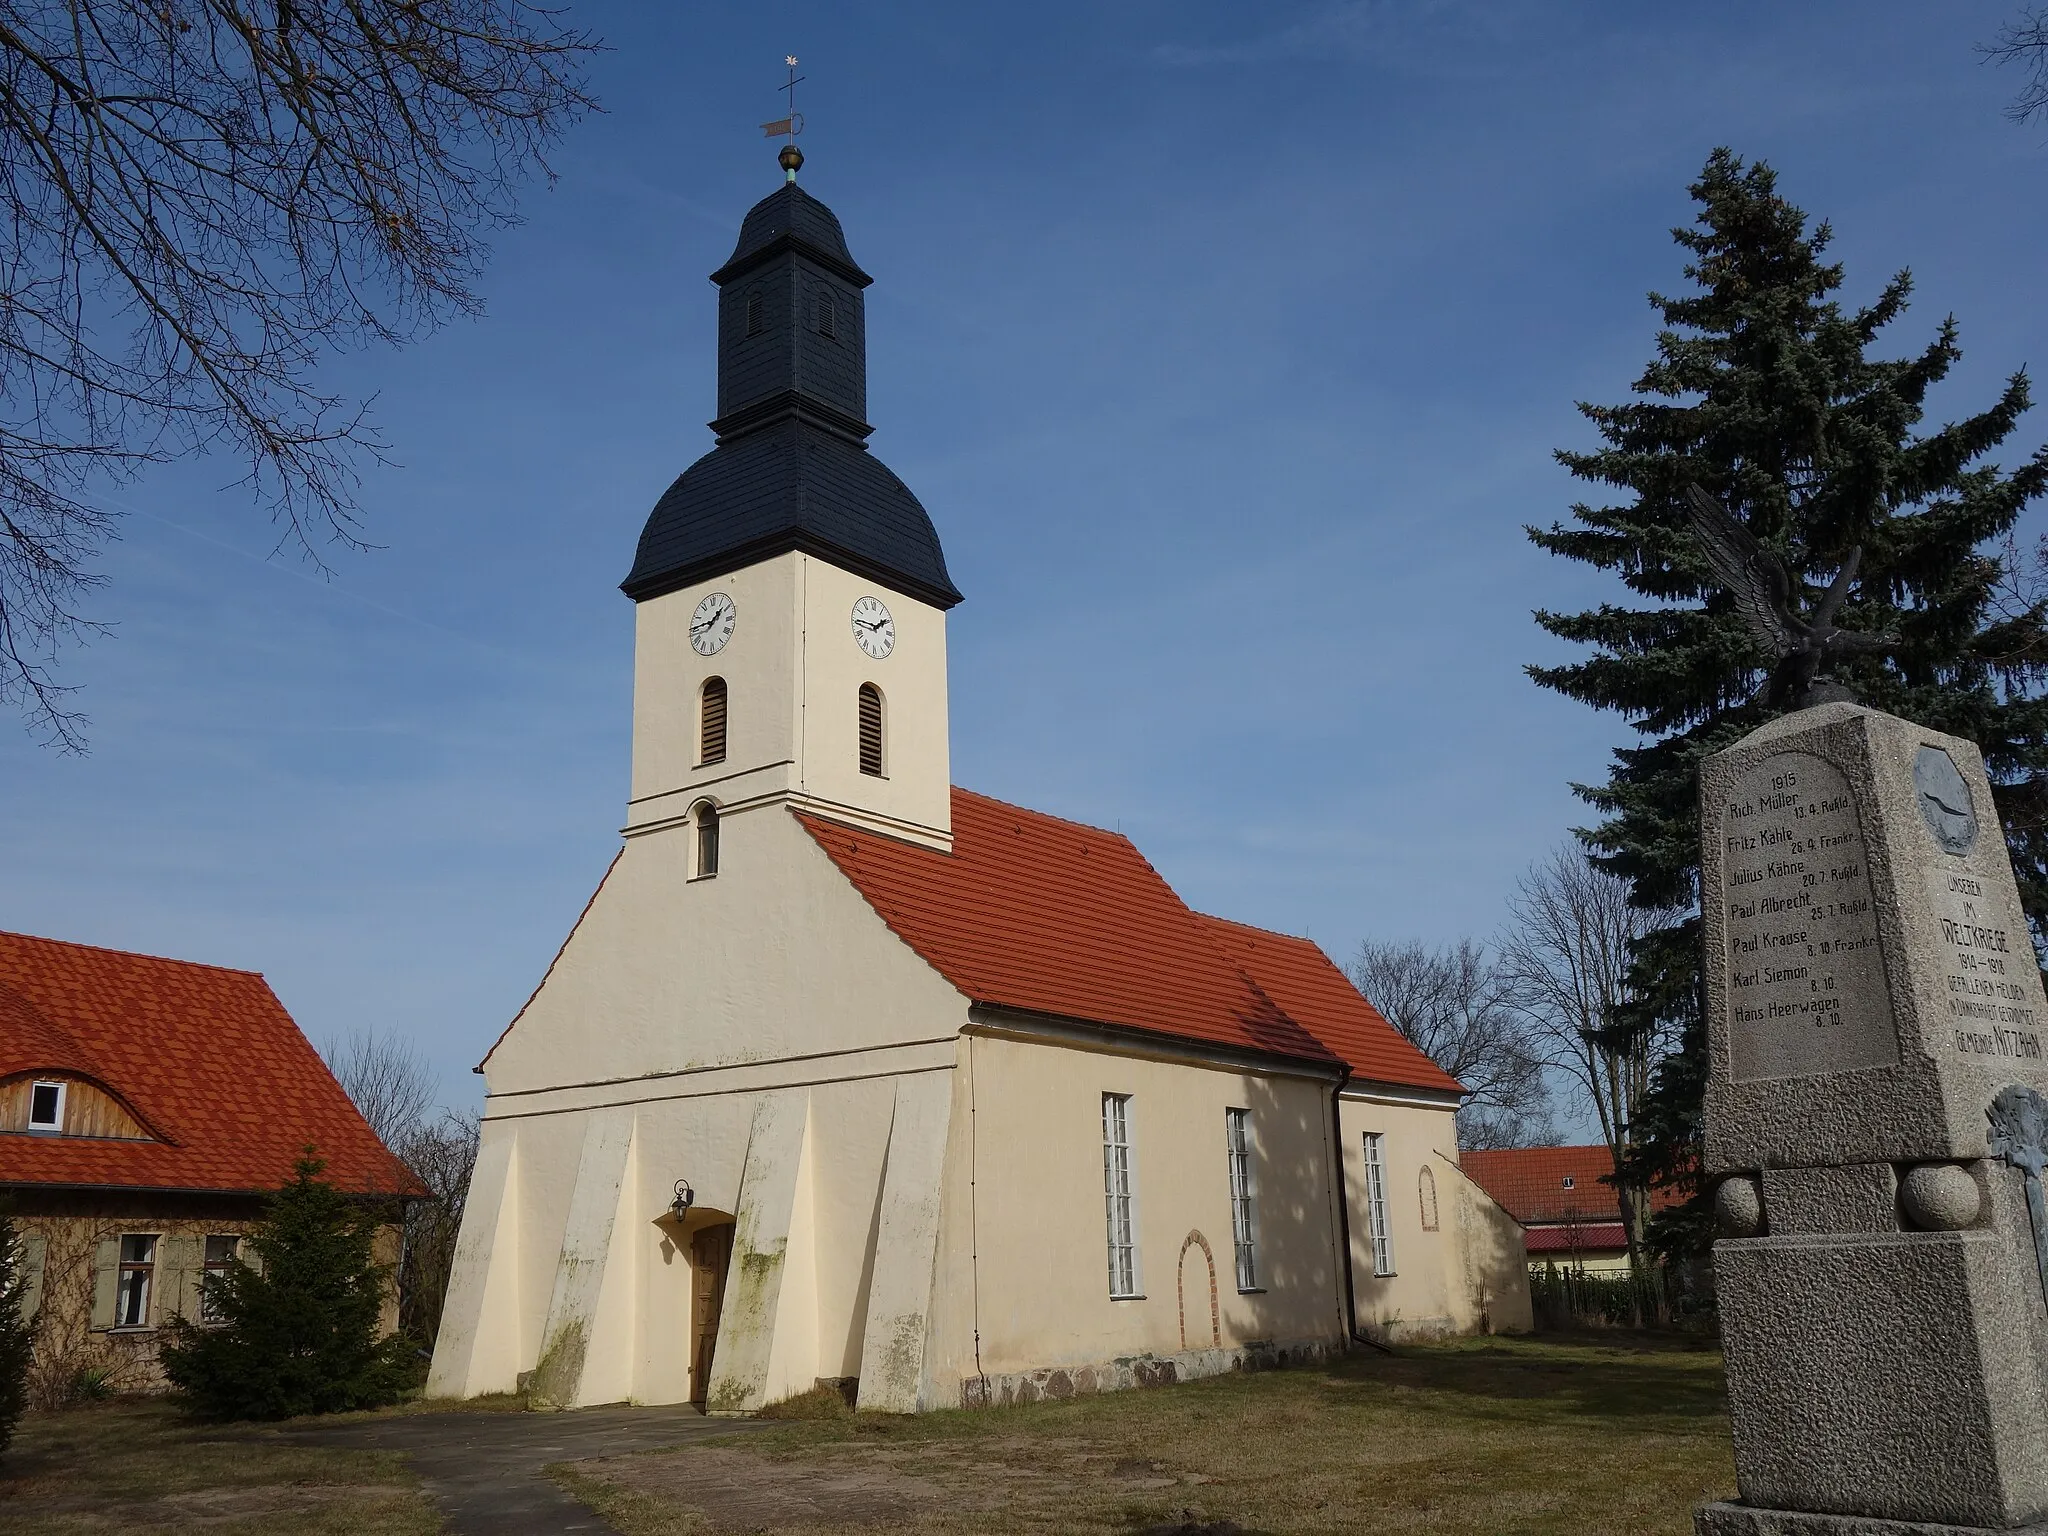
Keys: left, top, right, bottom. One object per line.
{"left": 1687, "top": 488, "right": 2048, "bottom": 1532}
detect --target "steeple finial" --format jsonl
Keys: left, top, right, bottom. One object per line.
{"left": 761, "top": 56, "right": 806, "bottom": 182}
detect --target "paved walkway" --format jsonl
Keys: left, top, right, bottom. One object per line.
{"left": 284, "top": 1402, "right": 767, "bottom": 1534}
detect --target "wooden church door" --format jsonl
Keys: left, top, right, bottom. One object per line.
{"left": 690, "top": 1223, "right": 734, "bottom": 1405}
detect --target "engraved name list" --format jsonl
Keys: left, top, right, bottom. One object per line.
{"left": 1723, "top": 751, "right": 1898, "bottom": 1081}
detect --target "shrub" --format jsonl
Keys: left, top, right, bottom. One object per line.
{"left": 0, "top": 1207, "right": 31, "bottom": 1458}
{"left": 162, "top": 1152, "right": 418, "bottom": 1419}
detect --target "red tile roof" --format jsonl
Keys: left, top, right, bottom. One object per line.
{"left": 1459, "top": 1144, "right": 1681, "bottom": 1227}
{"left": 1195, "top": 916, "right": 1463, "bottom": 1094}
{"left": 1525, "top": 1223, "right": 1629, "bottom": 1256}
{"left": 797, "top": 789, "right": 1461, "bottom": 1093}
{"left": 0, "top": 931, "right": 422, "bottom": 1198}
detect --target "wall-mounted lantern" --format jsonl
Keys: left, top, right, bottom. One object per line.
{"left": 670, "top": 1179, "right": 695, "bottom": 1222}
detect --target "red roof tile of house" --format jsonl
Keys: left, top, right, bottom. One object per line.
{"left": 798, "top": 789, "right": 1461, "bottom": 1094}
{"left": 1194, "top": 916, "right": 1463, "bottom": 1094}
{"left": 1459, "top": 1144, "right": 1681, "bottom": 1227}
{"left": 1524, "top": 1223, "right": 1629, "bottom": 1256}
{"left": 0, "top": 931, "right": 422, "bottom": 1198}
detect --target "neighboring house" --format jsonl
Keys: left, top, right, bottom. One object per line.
{"left": 0, "top": 931, "right": 421, "bottom": 1398}
{"left": 427, "top": 161, "right": 1532, "bottom": 1417}
{"left": 1460, "top": 1145, "right": 1681, "bottom": 1274}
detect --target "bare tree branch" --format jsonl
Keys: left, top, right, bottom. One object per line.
{"left": 0, "top": 0, "right": 599, "bottom": 747}
{"left": 1983, "top": 7, "right": 2048, "bottom": 126}
{"left": 1496, "top": 845, "right": 1682, "bottom": 1303}
{"left": 1349, "top": 936, "right": 1554, "bottom": 1150}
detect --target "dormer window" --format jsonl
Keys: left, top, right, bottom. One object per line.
{"left": 744, "top": 288, "right": 764, "bottom": 337}
{"left": 1561, "top": 1176, "right": 1575, "bottom": 1190}
{"left": 28, "top": 1080, "right": 65, "bottom": 1131}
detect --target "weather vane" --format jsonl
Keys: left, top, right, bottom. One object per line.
{"left": 761, "top": 55, "right": 806, "bottom": 181}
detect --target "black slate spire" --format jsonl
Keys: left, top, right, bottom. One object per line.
{"left": 621, "top": 174, "right": 962, "bottom": 611}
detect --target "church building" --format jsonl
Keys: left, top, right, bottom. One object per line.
{"left": 427, "top": 155, "right": 1530, "bottom": 1415}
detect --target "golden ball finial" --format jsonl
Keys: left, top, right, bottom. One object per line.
{"left": 779, "top": 143, "right": 803, "bottom": 181}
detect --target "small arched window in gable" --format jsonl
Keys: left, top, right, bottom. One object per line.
{"left": 694, "top": 801, "right": 720, "bottom": 879}
{"left": 699, "top": 677, "right": 728, "bottom": 766}
{"left": 817, "top": 290, "right": 837, "bottom": 340}
{"left": 1418, "top": 1164, "right": 1440, "bottom": 1232}
{"left": 858, "top": 683, "right": 884, "bottom": 777}
{"left": 744, "top": 288, "right": 764, "bottom": 337}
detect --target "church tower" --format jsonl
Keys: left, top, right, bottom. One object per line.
{"left": 618, "top": 159, "right": 962, "bottom": 852}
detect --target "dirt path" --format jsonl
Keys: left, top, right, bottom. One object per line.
{"left": 283, "top": 1403, "right": 767, "bottom": 1535}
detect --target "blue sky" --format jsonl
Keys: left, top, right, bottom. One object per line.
{"left": 4, "top": 1, "right": 2044, "bottom": 1126}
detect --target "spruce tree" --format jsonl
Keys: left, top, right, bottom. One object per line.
{"left": 0, "top": 1206, "right": 32, "bottom": 1458}
{"left": 1528, "top": 149, "right": 2048, "bottom": 1261}
{"left": 162, "top": 1152, "right": 417, "bottom": 1419}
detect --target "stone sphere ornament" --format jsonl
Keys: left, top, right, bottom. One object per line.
{"left": 1899, "top": 1162, "right": 1982, "bottom": 1232}
{"left": 1715, "top": 1174, "right": 1766, "bottom": 1237}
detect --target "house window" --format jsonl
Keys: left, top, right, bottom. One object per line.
{"left": 858, "top": 683, "right": 884, "bottom": 777}
{"left": 1225, "top": 1108, "right": 1258, "bottom": 1291}
{"left": 1362, "top": 1133, "right": 1395, "bottom": 1277}
{"left": 694, "top": 801, "right": 720, "bottom": 879}
{"left": 200, "top": 1235, "right": 239, "bottom": 1324}
{"left": 817, "top": 290, "right": 837, "bottom": 339}
{"left": 28, "top": 1080, "right": 65, "bottom": 1131}
{"left": 1419, "top": 1164, "right": 1439, "bottom": 1232}
{"left": 744, "top": 288, "right": 763, "bottom": 337}
{"left": 700, "top": 677, "right": 728, "bottom": 765}
{"left": 1102, "top": 1093, "right": 1139, "bottom": 1298}
{"left": 116, "top": 1234, "right": 157, "bottom": 1327}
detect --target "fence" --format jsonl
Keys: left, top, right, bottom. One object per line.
{"left": 1528, "top": 1260, "right": 1666, "bottom": 1329}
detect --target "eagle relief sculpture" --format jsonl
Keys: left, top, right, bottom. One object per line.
{"left": 1681, "top": 483, "right": 1903, "bottom": 710}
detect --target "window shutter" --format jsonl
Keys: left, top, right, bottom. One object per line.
{"left": 858, "top": 684, "right": 884, "bottom": 777}
{"left": 90, "top": 1236, "right": 119, "bottom": 1329}
{"left": 817, "top": 292, "right": 836, "bottom": 339}
{"left": 20, "top": 1233, "right": 46, "bottom": 1322}
{"left": 700, "top": 678, "right": 728, "bottom": 765}
{"left": 158, "top": 1234, "right": 202, "bottom": 1323}
{"left": 745, "top": 289, "right": 763, "bottom": 337}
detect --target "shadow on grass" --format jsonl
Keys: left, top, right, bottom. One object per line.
{"left": 1327, "top": 1332, "right": 1727, "bottom": 1424}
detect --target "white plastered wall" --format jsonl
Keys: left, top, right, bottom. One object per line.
{"left": 627, "top": 551, "right": 952, "bottom": 849}
{"left": 427, "top": 799, "right": 972, "bottom": 1406}
{"left": 1337, "top": 1090, "right": 1531, "bottom": 1341}
{"left": 920, "top": 1029, "right": 1351, "bottom": 1407}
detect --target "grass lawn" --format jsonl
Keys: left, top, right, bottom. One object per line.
{"left": 0, "top": 1398, "right": 443, "bottom": 1536}
{"left": 552, "top": 1333, "right": 1736, "bottom": 1535}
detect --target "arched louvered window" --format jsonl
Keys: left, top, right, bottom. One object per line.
{"left": 699, "top": 677, "right": 728, "bottom": 766}
{"left": 858, "top": 683, "right": 884, "bottom": 777}
{"left": 744, "top": 289, "right": 763, "bottom": 337}
{"left": 1419, "top": 1164, "right": 1439, "bottom": 1232}
{"left": 694, "top": 801, "right": 720, "bottom": 878}
{"left": 817, "top": 290, "right": 837, "bottom": 339}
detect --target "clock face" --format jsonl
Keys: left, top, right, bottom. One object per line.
{"left": 1914, "top": 746, "right": 1978, "bottom": 856}
{"left": 852, "top": 596, "right": 895, "bottom": 659}
{"left": 690, "top": 592, "right": 736, "bottom": 656}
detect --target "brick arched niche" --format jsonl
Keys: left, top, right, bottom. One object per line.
{"left": 1178, "top": 1229, "right": 1220, "bottom": 1350}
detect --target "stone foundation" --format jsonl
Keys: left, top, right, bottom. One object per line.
{"left": 1698, "top": 1501, "right": 2048, "bottom": 1535}
{"left": 958, "top": 1336, "right": 1343, "bottom": 1409}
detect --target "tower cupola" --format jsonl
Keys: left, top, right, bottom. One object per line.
{"left": 621, "top": 172, "right": 962, "bottom": 612}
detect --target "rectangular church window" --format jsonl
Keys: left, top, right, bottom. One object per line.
{"left": 1225, "top": 1107, "right": 1258, "bottom": 1291}
{"left": 1362, "top": 1133, "right": 1395, "bottom": 1277}
{"left": 1102, "top": 1093, "right": 1139, "bottom": 1298}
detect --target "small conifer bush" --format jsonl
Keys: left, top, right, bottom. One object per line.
{"left": 162, "top": 1151, "right": 418, "bottom": 1419}
{"left": 0, "top": 1206, "right": 32, "bottom": 1458}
